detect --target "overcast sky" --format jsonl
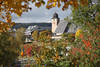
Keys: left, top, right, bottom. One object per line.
{"left": 12, "top": 3, "right": 72, "bottom": 23}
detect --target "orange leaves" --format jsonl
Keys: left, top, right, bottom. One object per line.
{"left": 69, "top": 1, "right": 73, "bottom": 5}
{"left": 57, "top": 1, "right": 61, "bottom": 7}
{"left": 46, "top": 0, "right": 58, "bottom": 9}
{"left": 73, "top": 0, "right": 78, "bottom": 9}
{"left": 80, "top": 0, "right": 88, "bottom": 6}
{"left": 80, "top": 34, "right": 84, "bottom": 39}
{"left": 21, "top": 51, "right": 24, "bottom": 56}
{"left": 35, "top": 2, "right": 41, "bottom": 8}
{"left": 82, "top": 40, "right": 92, "bottom": 48}
{"left": 35, "top": 1, "right": 45, "bottom": 8}
{"left": 32, "top": 0, "right": 35, "bottom": 3}
{"left": 62, "top": 0, "right": 79, "bottom": 10}
{"left": 6, "top": 18, "right": 11, "bottom": 23}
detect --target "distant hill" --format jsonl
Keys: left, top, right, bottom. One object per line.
{"left": 13, "top": 23, "right": 51, "bottom": 29}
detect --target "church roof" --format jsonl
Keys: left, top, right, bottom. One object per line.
{"left": 55, "top": 20, "right": 78, "bottom": 34}
{"left": 55, "top": 20, "right": 68, "bottom": 34}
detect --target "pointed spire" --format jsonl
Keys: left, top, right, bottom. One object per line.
{"left": 52, "top": 12, "right": 59, "bottom": 19}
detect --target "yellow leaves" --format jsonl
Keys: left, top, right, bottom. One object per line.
{"left": 0, "top": 29, "right": 3, "bottom": 33}
{"left": 46, "top": 4, "right": 52, "bottom": 9}
{"left": 4, "top": 1, "right": 8, "bottom": 4}
{"left": 16, "top": 9, "right": 23, "bottom": 17}
{"left": 40, "top": 55, "right": 45, "bottom": 60}
{"left": 35, "top": 1, "right": 45, "bottom": 8}
{"left": 53, "top": 0, "right": 57, "bottom": 2}
{"left": 0, "top": 20, "right": 15, "bottom": 32}
{"left": 52, "top": 52, "right": 60, "bottom": 62}
{"left": 16, "top": 11, "right": 22, "bottom": 17}
{"left": 75, "top": 29, "right": 82, "bottom": 38}
{"left": 19, "top": 9, "right": 22, "bottom": 13}
{"left": 10, "top": 22, "right": 15, "bottom": 26}
{"left": 32, "top": 30, "right": 39, "bottom": 41}
{"left": 35, "top": 2, "right": 41, "bottom": 8}
{"left": 52, "top": 2, "right": 56, "bottom": 7}
{"left": 34, "top": 56, "right": 44, "bottom": 64}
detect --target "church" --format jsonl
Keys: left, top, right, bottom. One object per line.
{"left": 24, "top": 12, "right": 79, "bottom": 42}
{"left": 51, "top": 12, "right": 78, "bottom": 39}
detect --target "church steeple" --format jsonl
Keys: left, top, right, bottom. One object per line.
{"left": 52, "top": 12, "right": 59, "bottom": 19}
{"left": 51, "top": 12, "right": 60, "bottom": 33}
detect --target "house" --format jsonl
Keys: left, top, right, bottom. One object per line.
{"left": 24, "top": 25, "right": 41, "bottom": 43}
{"left": 24, "top": 25, "right": 51, "bottom": 43}
{"left": 51, "top": 12, "right": 79, "bottom": 39}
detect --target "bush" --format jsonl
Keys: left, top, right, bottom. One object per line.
{"left": 32, "top": 30, "right": 39, "bottom": 41}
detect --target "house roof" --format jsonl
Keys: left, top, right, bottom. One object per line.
{"left": 55, "top": 20, "right": 68, "bottom": 34}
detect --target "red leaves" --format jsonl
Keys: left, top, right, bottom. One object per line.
{"left": 98, "top": 45, "right": 100, "bottom": 48}
{"left": 24, "top": 44, "right": 32, "bottom": 57}
{"left": 80, "top": 34, "right": 83, "bottom": 39}
{"left": 82, "top": 40, "right": 92, "bottom": 48}
{"left": 79, "top": 34, "right": 92, "bottom": 48}
{"left": 71, "top": 47, "right": 83, "bottom": 56}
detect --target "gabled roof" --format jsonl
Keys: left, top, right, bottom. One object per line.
{"left": 55, "top": 20, "right": 68, "bottom": 34}
{"left": 67, "top": 23, "right": 77, "bottom": 33}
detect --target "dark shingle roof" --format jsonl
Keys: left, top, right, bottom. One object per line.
{"left": 52, "top": 12, "right": 59, "bottom": 19}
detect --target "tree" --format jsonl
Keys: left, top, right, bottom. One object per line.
{"left": 0, "top": 32, "right": 19, "bottom": 67}
{"left": 0, "top": 0, "right": 99, "bottom": 67}
{"left": 39, "top": 30, "right": 51, "bottom": 42}
{"left": 0, "top": 0, "right": 89, "bottom": 32}
{"left": 32, "top": 30, "right": 39, "bottom": 41}
{"left": 66, "top": 0, "right": 100, "bottom": 66}
{"left": 16, "top": 27, "right": 26, "bottom": 45}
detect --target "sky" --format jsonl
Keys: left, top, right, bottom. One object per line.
{"left": 12, "top": 3, "right": 72, "bottom": 23}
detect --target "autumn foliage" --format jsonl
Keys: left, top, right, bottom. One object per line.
{"left": 0, "top": 0, "right": 89, "bottom": 33}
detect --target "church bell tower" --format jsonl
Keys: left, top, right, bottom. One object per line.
{"left": 52, "top": 12, "right": 60, "bottom": 33}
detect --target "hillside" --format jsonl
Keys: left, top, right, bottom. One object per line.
{"left": 13, "top": 23, "right": 51, "bottom": 29}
